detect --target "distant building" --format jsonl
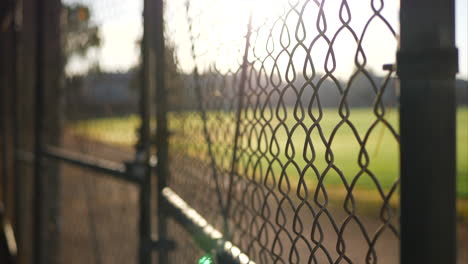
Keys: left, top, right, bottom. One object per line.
{"left": 80, "top": 72, "right": 138, "bottom": 105}
{"left": 66, "top": 72, "right": 138, "bottom": 117}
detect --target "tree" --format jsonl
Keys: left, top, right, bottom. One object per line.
{"left": 62, "top": 4, "right": 101, "bottom": 74}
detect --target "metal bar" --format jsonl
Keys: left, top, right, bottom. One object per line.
{"left": 1, "top": 40, "right": 7, "bottom": 210}
{"left": 34, "top": 0, "right": 45, "bottom": 262}
{"left": 42, "top": 146, "right": 139, "bottom": 184}
{"left": 137, "top": 1, "right": 153, "bottom": 263}
{"left": 153, "top": 0, "right": 170, "bottom": 262}
{"left": 0, "top": 0, "right": 19, "bottom": 241}
{"left": 398, "top": 0, "right": 457, "bottom": 263}
{"left": 138, "top": 1, "right": 151, "bottom": 155}
{"left": 137, "top": 62, "right": 151, "bottom": 264}
{"left": 161, "top": 187, "right": 255, "bottom": 264}
{"left": 12, "top": 0, "right": 20, "bottom": 235}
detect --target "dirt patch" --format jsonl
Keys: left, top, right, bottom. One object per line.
{"left": 57, "top": 134, "right": 138, "bottom": 264}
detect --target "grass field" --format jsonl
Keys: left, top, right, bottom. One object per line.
{"left": 71, "top": 107, "right": 468, "bottom": 198}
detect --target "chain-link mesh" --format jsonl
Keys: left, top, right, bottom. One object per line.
{"left": 165, "top": 0, "right": 400, "bottom": 263}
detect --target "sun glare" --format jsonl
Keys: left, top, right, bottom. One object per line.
{"left": 165, "top": 0, "right": 400, "bottom": 80}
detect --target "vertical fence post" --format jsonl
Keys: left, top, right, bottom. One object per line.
{"left": 137, "top": 1, "right": 153, "bottom": 264}
{"left": 153, "top": 0, "right": 170, "bottom": 262}
{"left": 398, "top": 0, "right": 458, "bottom": 263}
{"left": 34, "top": 0, "right": 45, "bottom": 263}
{"left": 12, "top": 0, "right": 21, "bottom": 240}
{"left": 34, "top": 1, "right": 62, "bottom": 263}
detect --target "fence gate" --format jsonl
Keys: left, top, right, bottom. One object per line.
{"left": 34, "top": 0, "right": 157, "bottom": 263}
{"left": 32, "top": 0, "right": 458, "bottom": 263}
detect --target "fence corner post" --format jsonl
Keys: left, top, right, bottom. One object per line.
{"left": 398, "top": 0, "right": 458, "bottom": 263}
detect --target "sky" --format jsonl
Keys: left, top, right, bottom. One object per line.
{"left": 65, "top": 0, "right": 467, "bottom": 80}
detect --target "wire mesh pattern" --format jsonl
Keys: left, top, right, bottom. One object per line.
{"left": 165, "top": 0, "right": 400, "bottom": 263}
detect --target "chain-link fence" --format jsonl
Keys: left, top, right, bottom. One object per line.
{"left": 2, "top": 0, "right": 465, "bottom": 263}
{"left": 164, "top": 0, "right": 401, "bottom": 263}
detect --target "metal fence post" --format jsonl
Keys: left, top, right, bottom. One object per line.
{"left": 34, "top": 0, "right": 45, "bottom": 263}
{"left": 398, "top": 0, "right": 458, "bottom": 263}
{"left": 153, "top": 0, "right": 170, "bottom": 262}
{"left": 34, "top": 1, "right": 63, "bottom": 263}
{"left": 137, "top": 1, "right": 153, "bottom": 264}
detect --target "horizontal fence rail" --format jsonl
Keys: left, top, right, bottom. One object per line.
{"left": 40, "top": 146, "right": 157, "bottom": 184}
{"left": 42, "top": 146, "right": 132, "bottom": 182}
{"left": 162, "top": 187, "right": 255, "bottom": 264}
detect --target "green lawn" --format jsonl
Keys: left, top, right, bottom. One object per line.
{"left": 70, "top": 107, "right": 468, "bottom": 197}
{"left": 72, "top": 115, "right": 141, "bottom": 146}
